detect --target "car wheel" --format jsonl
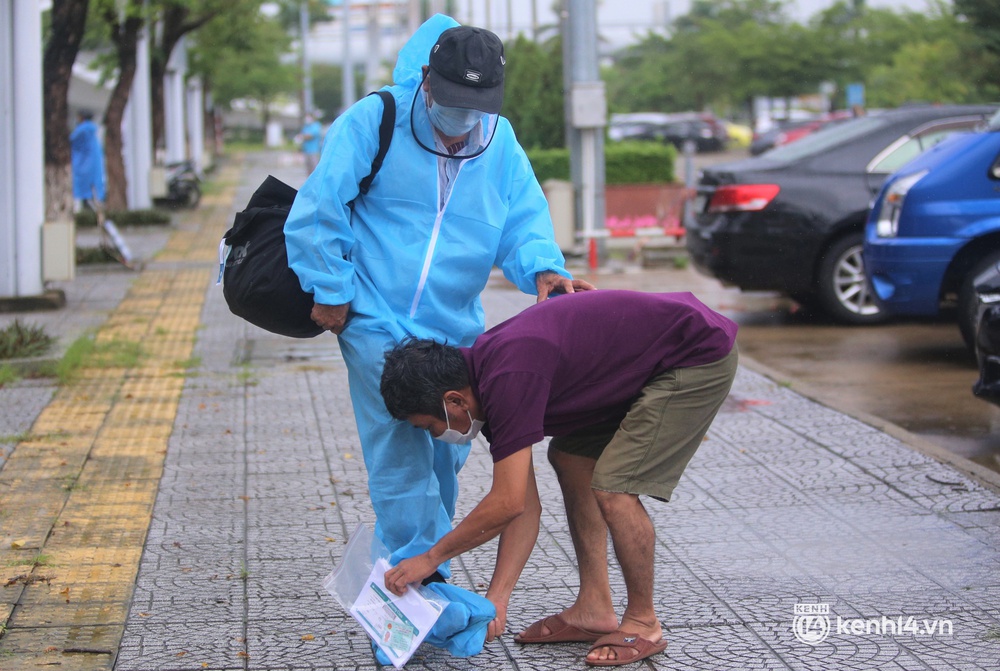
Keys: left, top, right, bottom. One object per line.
{"left": 816, "top": 233, "right": 886, "bottom": 325}
{"left": 958, "top": 251, "right": 1000, "bottom": 350}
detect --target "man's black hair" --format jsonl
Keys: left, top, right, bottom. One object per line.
{"left": 380, "top": 337, "right": 470, "bottom": 420}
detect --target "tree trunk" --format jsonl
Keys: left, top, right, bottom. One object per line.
{"left": 150, "top": 4, "right": 217, "bottom": 153}
{"left": 42, "top": 0, "right": 91, "bottom": 222}
{"left": 102, "top": 6, "right": 143, "bottom": 212}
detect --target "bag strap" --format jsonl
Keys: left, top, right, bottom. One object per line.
{"left": 358, "top": 90, "right": 396, "bottom": 196}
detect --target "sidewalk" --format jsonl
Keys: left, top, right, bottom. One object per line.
{"left": 1, "top": 150, "right": 998, "bottom": 671}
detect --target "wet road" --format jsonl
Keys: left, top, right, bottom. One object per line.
{"left": 579, "top": 262, "right": 1000, "bottom": 474}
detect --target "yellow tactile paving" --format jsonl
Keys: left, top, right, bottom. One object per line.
{"left": 0, "top": 162, "right": 240, "bottom": 670}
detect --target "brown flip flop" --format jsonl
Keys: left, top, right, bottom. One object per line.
{"left": 585, "top": 630, "right": 668, "bottom": 666}
{"left": 515, "top": 614, "right": 607, "bottom": 644}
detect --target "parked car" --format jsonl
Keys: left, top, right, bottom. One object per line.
{"left": 607, "top": 112, "right": 672, "bottom": 143}
{"left": 608, "top": 112, "right": 728, "bottom": 152}
{"left": 972, "top": 260, "right": 1000, "bottom": 405}
{"left": 749, "top": 118, "right": 813, "bottom": 156}
{"left": 865, "top": 110, "right": 1000, "bottom": 346}
{"left": 770, "top": 111, "right": 854, "bottom": 150}
{"left": 724, "top": 121, "right": 754, "bottom": 149}
{"left": 687, "top": 104, "right": 998, "bottom": 324}
{"left": 658, "top": 113, "right": 729, "bottom": 152}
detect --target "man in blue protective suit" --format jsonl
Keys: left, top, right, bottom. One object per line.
{"left": 285, "top": 13, "right": 592, "bottom": 613}
{"left": 70, "top": 110, "right": 105, "bottom": 209}
{"left": 296, "top": 112, "right": 323, "bottom": 174}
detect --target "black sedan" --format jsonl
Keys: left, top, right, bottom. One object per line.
{"left": 973, "top": 259, "right": 1000, "bottom": 405}
{"left": 686, "top": 104, "right": 998, "bottom": 324}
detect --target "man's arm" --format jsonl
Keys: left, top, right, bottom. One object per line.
{"left": 485, "top": 455, "right": 541, "bottom": 641}
{"left": 492, "top": 136, "right": 579, "bottom": 296}
{"left": 285, "top": 96, "right": 385, "bottom": 309}
{"left": 383, "top": 449, "right": 535, "bottom": 595}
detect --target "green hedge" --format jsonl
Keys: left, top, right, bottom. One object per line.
{"left": 527, "top": 141, "right": 677, "bottom": 185}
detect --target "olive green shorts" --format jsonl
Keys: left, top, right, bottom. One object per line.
{"left": 549, "top": 346, "right": 738, "bottom": 502}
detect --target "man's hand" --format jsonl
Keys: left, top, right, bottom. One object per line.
{"left": 535, "top": 271, "right": 596, "bottom": 302}
{"left": 383, "top": 553, "right": 437, "bottom": 596}
{"left": 485, "top": 594, "right": 509, "bottom": 642}
{"left": 311, "top": 302, "right": 350, "bottom": 334}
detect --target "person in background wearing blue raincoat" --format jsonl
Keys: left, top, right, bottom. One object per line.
{"left": 284, "top": 15, "right": 593, "bottom": 652}
{"left": 296, "top": 112, "right": 323, "bottom": 174}
{"left": 70, "top": 110, "right": 105, "bottom": 209}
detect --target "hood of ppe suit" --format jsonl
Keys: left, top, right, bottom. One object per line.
{"left": 392, "top": 13, "right": 459, "bottom": 89}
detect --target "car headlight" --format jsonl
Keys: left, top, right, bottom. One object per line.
{"left": 875, "top": 170, "right": 928, "bottom": 238}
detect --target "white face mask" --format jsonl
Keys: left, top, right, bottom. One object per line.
{"left": 437, "top": 400, "right": 484, "bottom": 445}
{"left": 428, "top": 102, "right": 482, "bottom": 137}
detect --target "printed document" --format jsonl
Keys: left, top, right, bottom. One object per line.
{"left": 348, "top": 558, "right": 443, "bottom": 668}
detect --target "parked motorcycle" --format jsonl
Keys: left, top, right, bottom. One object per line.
{"left": 155, "top": 160, "right": 201, "bottom": 209}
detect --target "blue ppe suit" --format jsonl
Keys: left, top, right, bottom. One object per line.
{"left": 70, "top": 119, "right": 105, "bottom": 202}
{"left": 300, "top": 120, "right": 323, "bottom": 156}
{"left": 284, "top": 14, "right": 571, "bottom": 573}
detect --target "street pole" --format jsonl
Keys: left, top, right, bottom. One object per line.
{"left": 408, "top": 0, "right": 421, "bottom": 35}
{"left": 186, "top": 76, "right": 204, "bottom": 175}
{"left": 341, "top": 1, "right": 355, "bottom": 113}
{"left": 563, "top": 0, "right": 606, "bottom": 268}
{"left": 364, "top": 1, "right": 381, "bottom": 93}
{"left": 164, "top": 36, "right": 187, "bottom": 164}
{"left": 1, "top": 0, "right": 45, "bottom": 298}
{"left": 300, "top": 1, "right": 313, "bottom": 119}
{"left": 126, "top": 10, "right": 152, "bottom": 209}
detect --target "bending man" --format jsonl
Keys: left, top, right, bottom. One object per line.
{"left": 380, "top": 290, "right": 738, "bottom": 667}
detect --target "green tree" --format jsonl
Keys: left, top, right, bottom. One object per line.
{"left": 605, "top": 0, "right": 998, "bottom": 122}
{"left": 502, "top": 34, "right": 565, "bottom": 150}
{"left": 954, "top": 0, "right": 1000, "bottom": 58}
{"left": 149, "top": 1, "right": 266, "bottom": 152}
{"left": 866, "top": 40, "right": 972, "bottom": 107}
{"left": 197, "top": 15, "right": 299, "bottom": 126}
{"left": 310, "top": 62, "right": 367, "bottom": 122}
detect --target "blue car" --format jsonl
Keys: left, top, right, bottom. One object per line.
{"left": 865, "top": 110, "right": 1000, "bottom": 347}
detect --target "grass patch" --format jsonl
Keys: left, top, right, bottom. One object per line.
{"left": 983, "top": 626, "right": 1000, "bottom": 642}
{"left": 0, "top": 432, "right": 30, "bottom": 445}
{"left": 174, "top": 356, "right": 201, "bottom": 370}
{"left": 236, "top": 365, "right": 258, "bottom": 387}
{"left": 0, "top": 320, "right": 55, "bottom": 360}
{"left": 0, "top": 365, "right": 20, "bottom": 388}
{"left": 54, "top": 335, "right": 145, "bottom": 385}
{"left": 6, "top": 554, "right": 54, "bottom": 568}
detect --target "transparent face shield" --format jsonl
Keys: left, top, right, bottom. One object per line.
{"left": 410, "top": 72, "right": 499, "bottom": 160}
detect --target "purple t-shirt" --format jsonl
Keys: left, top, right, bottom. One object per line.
{"left": 461, "top": 290, "right": 738, "bottom": 462}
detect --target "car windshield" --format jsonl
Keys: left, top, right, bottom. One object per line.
{"left": 759, "top": 115, "right": 888, "bottom": 163}
{"left": 988, "top": 109, "right": 1000, "bottom": 131}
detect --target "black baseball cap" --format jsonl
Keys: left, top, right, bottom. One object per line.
{"left": 427, "top": 26, "right": 505, "bottom": 113}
